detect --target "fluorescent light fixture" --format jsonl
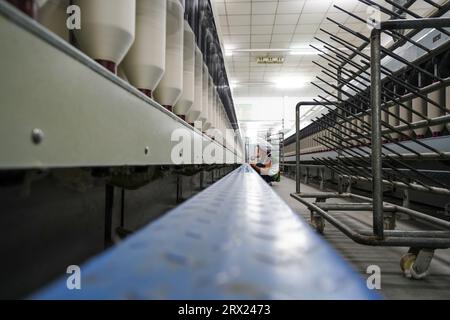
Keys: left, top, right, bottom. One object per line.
{"left": 289, "top": 50, "right": 320, "bottom": 55}
{"left": 289, "top": 43, "right": 326, "bottom": 55}
{"left": 224, "top": 47, "right": 323, "bottom": 56}
{"left": 233, "top": 82, "right": 275, "bottom": 86}
{"left": 229, "top": 80, "right": 240, "bottom": 89}
{"left": 273, "top": 76, "right": 308, "bottom": 89}
{"left": 231, "top": 48, "right": 291, "bottom": 53}
{"left": 224, "top": 44, "right": 235, "bottom": 56}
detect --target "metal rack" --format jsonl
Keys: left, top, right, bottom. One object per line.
{"left": 290, "top": 0, "right": 450, "bottom": 279}
{"left": 267, "top": 131, "right": 284, "bottom": 159}
{"left": 277, "top": 131, "right": 285, "bottom": 174}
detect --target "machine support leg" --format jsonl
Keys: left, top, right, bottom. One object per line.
{"left": 177, "top": 175, "right": 183, "bottom": 203}
{"left": 310, "top": 197, "right": 326, "bottom": 234}
{"left": 296, "top": 104, "right": 301, "bottom": 194}
{"left": 346, "top": 176, "right": 352, "bottom": 193}
{"left": 402, "top": 189, "right": 410, "bottom": 208}
{"left": 120, "top": 188, "right": 125, "bottom": 227}
{"left": 104, "top": 184, "right": 114, "bottom": 248}
{"left": 200, "top": 170, "right": 204, "bottom": 189}
{"left": 370, "top": 28, "right": 384, "bottom": 239}
{"left": 398, "top": 188, "right": 411, "bottom": 220}
{"left": 319, "top": 167, "right": 325, "bottom": 191}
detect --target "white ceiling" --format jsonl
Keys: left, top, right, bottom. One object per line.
{"left": 212, "top": 0, "right": 444, "bottom": 98}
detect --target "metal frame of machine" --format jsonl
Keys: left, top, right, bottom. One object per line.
{"left": 0, "top": 0, "right": 244, "bottom": 298}
{"left": 289, "top": 1, "right": 450, "bottom": 279}
{"left": 33, "top": 164, "right": 379, "bottom": 300}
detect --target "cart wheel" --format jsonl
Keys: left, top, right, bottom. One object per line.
{"left": 400, "top": 252, "right": 432, "bottom": 279}
{"left": 409, "top": 264, "right": 430, "bottom": 280}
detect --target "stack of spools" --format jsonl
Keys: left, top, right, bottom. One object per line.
{"left": 72, "top": 0, "right": 136, "bottom": 75}
{"left": 9, "top": 0, "right": 230, "bottom": 133}
{"left": 427, "top": 60, "right": 446, "bottom": 137}
{"left": 388, "top": 86, "right": 400, "bottom": 141}
{"left": 154, "top": 0, "right": 184, "bottom": 112}
{"left": 173, "top": 21, "right": 195, "bottom": 121}
{"left": 122, "top": 0, "right": 166, "bottom": 98}
{"left": 398, "top": 74, "right": 413, "bottom": 140}
{"left": 186, "top": 47, "right": 203, "bottom": 127}
{"left": 427, "top": 86, "right": 445, "bottom": 137}
{"left": 201, "top": 64, "right": 210, "bottom": 133}
{"left": 214, "top": 92, "right": 221, "bottom": 141}
{"left": 411, "top": 72, "right": 428, "bottom": 139}
{"left": 207, "top": 75, "right": 214, "bottom": 137}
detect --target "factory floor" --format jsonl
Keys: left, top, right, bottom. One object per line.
{"left": 272, "top": 176, "right": 450, "bottom": 300}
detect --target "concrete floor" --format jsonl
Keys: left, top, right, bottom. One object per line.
{"left": 272, "top": 176, "right": 450, "bottom": 300}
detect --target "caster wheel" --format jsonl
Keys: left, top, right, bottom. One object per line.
{"left": 400, "top": 253, "right": 430, "bottom": 279}
{"left": 410, "top": 265, "right": 429, "bottom": 279}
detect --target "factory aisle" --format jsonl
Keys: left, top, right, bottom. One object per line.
{"left": 272, "top": 177, "right": 450, "bottom": 300}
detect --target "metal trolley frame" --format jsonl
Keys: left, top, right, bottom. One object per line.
{"left": 290, "top": 12, "right": 450, "bottom": 279}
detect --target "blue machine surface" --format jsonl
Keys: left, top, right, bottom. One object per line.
{"left": 33, "top": 165, "right": 379, "bottom": 299}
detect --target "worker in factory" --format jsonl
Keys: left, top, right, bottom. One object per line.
{"left": 250, "top": 143, "right": 273, "bottom": 184}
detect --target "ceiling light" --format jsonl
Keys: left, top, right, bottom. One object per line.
{"left": 289, "top": 50, "right": 320, "bottom": 56}
{"left": 223, "top": 47, "right": 324, "bottom": 56}
{"left": 235, "top": 82, "right": 275, "bottom": 86}
{"left": 273, "top": 77, "right": 308, "bottom": 89}
{"left": 228, "top": 48, "right": 291, "bottom": 53}
{"left": 230, "top": 80, "right": 239, "bottom": 89}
